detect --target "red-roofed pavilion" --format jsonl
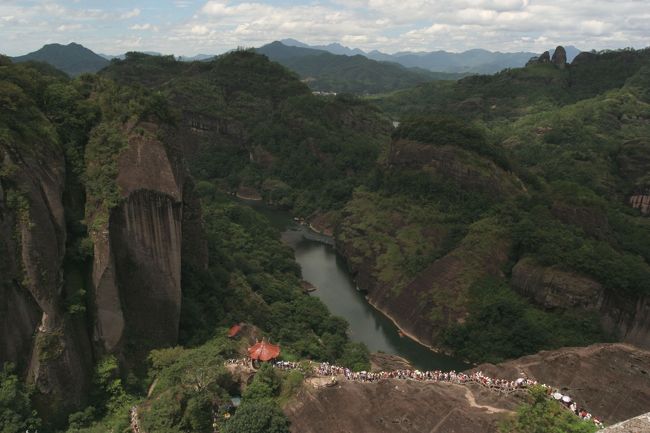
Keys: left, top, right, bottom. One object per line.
{"left": 247, "top": 340, "right": 281, "bottom": 362}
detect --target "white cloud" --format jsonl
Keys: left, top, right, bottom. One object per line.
{"left": 120, "top": 8, "right": 141, "bottom": 19}
{"left": 57, "top": 23, "right": 82, "bottom": 32}
{"left": 1, "top": 0, "right": 650, "bottom": 57}
{"left": 130, "top": 23, "right": 158, "bottom": 31}
{"left": 174, "top": 0, "right": 195, "bottom": 7}
{"left": 191, "top": 24, "right": 210, "bottom": 35}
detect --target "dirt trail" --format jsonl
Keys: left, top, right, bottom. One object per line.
{"left": 463, "top": 387, "right": 513, "bottom": 414}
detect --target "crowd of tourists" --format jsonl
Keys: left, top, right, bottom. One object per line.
{"left": 313, "top": 361, "right": 538, "bottom": 390}
{"left": 225, "top": 358, "right": 604, "bottom": 428}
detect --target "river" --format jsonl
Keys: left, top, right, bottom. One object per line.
{"left": 244, "top": 200, "right": 469, "bottom": 372}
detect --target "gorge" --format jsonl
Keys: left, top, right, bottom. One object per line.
{"left": 1, "top": 43, "right": 650, "bottom": 433}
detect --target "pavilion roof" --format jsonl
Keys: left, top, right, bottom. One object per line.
{"left": 248, "top": 340, "right": 281, "bottom": 361}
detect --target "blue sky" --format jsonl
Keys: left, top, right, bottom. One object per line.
{"left": 1, "top": 0, "right": 649, "bottom": 56}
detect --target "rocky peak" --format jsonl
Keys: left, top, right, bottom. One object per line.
{"left": 551, "top": 45, "right": 567, "bottom": 68}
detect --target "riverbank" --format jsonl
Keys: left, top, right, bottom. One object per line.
{"left": 365, "top": 295, "right": 466, "bottom": 363}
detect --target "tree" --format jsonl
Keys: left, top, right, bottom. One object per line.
{"left": 500, "top": 386, "right": 598, "bottom": 433}
{"left": 222, "top": 402, "right": 289, "bottom": 433}
{"left": 0, "top": 364, "right": 41, "bottom": 433}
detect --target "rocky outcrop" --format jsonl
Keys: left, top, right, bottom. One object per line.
{"left": 0, "top": 125, "right": 93, "bottom": 418}
{"left": 551, "top": 46, "right": 567, "bottom": 68}
{"left": 1, "top": 105, "right": 206, "bottom": 422}
{"left": 91, "top": 122, "right": 189, "bottom": 354}
{"left": 600, "top": 292, "right": 650, "bottom": 349}
{"left": 572, "top": 51, "right": 597, "bottom": 65}
{"left": 539, "top": 51, "right": 551, "bottom": 63}
{"left": 0, "top": 182, "right": 41, "bottom": 367}
{"left": 511, "top": 258, "right": 650, "bottom": 349}
{"left": 511, "top": 258, "right": 604, "bottom": 310}
{"left": 474, "top": 343, "right": 650, "bottom": 423}
{"left": 630, "top": 191, "right": 650, "bottom": 214}
{"left": 285, "top": 379, "right": 518, "bottom": 433}
{"left": 527, "top": 48, "right": 568, "bottom": 68}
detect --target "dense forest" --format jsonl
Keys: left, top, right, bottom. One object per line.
{"left": 1, "top": 45, "right": 650, "bottom": 432}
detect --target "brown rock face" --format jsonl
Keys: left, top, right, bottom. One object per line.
{"left": 286, "top": 344, "right": 650, "bottom": 432}
{"left": 511, "top": 258, "right": 604, "bottom": 310}
{"left": 600, "top": 292, "right": 650, "bottom": 349}
{"left": 0, "top": 187, "right": 41, "bottom": 366}
{"left": 91, "top": 124, "right": 188, "bottom": 353}
{"left": 538, "top": 51, "right": 551, "bottom": 63}
{"left": 552, "top": 46, "right": 567, "bottom": 68}
{"left": 474, "top": 344, "right": 650, "bottom": 423}
{"left": 0, "top": 132, "right": 93, "bottom": 417}
{"left": 285, "top": 379, "right": 517, "bottom": 433}
{"left": 630, "top": 192, "right": 650, "bottom": 214}
{"left": 510, "top": 257, "right": 650, "bottom": 349}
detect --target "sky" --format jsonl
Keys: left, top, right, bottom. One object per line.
{"left": 0, "top": 0, "right": 649, "bottom": 56}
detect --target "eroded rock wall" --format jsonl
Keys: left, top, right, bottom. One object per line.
{"left": 0, "top": 138, "right": 93, "bottom": 417}
{"left": 91, "top": 125, "right": 187, "bottom": 354}
{"left": 511, "top": 258, "right": 650, "bottom": 349}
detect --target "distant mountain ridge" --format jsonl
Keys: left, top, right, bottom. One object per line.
{"left": 257, "top": 41, "right": 468, "bottom": 94}
{"left": 11, "top": 42, "right": 109, "bottom": 76}
{"left": 280, "top": 39, "right": 581, "bottom": 74}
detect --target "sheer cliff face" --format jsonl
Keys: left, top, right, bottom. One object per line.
{"left": 0, "top": 135, "right": 93, "bottom": 415}
{"left": 1, "top": 116, "right": 206, "bottom": 420}
{"left": 91, "top": 123, "right": 190, "bottom": 354}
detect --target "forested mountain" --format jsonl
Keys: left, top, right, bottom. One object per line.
{"left": 279, "top": 38, "right": 582, "bottom": 74}
{"left": 338, "top": 46, "right": 650, "bottom": 362}
{"left": 257, "top": 41, "right": 466, "bottom": 94}
{"left": 11, "top": 43, "right": 109, "bottom": 76}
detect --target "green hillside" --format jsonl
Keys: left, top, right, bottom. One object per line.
{"left": 338, "top": 48, "right": 650, "bottom": 362}
{"left": 257, "top": 41, "right": 467, "bottom": 94}
{"left": 11, "top": 43, "right": 109, "bottom": 77}
{"left": 101, "top": 50, "right": 391, "bottom": 214}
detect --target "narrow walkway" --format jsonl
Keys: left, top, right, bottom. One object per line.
{"left": 227, "top": 359, "right": 606, "bottom": 429}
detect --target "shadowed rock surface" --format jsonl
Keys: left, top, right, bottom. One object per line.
{"left": 285, "top": 379, "right": 518, "bottom": 433}
{"left": 474, "top": 343, "right": 650, "bottom": 424}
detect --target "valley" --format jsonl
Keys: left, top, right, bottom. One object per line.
{"left": 1, "top": 35, "right": 650, "bottom": 433}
